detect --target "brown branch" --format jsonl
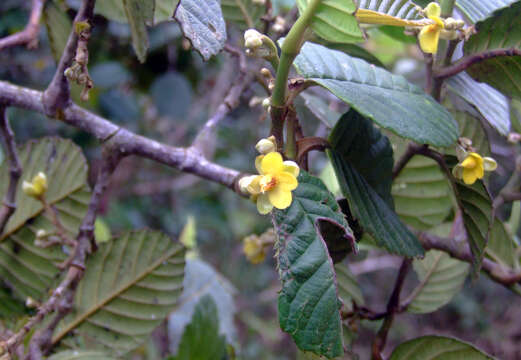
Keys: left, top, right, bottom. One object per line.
{"left": 0, "top": 107, "right": 22, "bottom": 235}
{"left": 42, "top": 0, "right": 96, "bottom": 117}
{"left": 434, "top": 48, "right": 521, "bottom": 80}
{"left": 0, "top": 0, "right": 46, "bottom": 51}
{"left": 371, "top": 259, "right": 411, "bottom": 360}
{"left": 0, "top": 80, "right": 241, "bottom": 190}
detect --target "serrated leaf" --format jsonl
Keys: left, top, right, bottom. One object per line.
{"left": 43, "top": 1, "right": 72, "bottom": 62}
{"left": 171, "top": 295, "right": 227, "bottom": 360}
{"left": 447, "top": 72, "right": 510, "bottom": 136}
{"left": 0, "top": 137, "right": 90, "bottom": 301}
{"left": 293, "top": 41, "right": 458, "bottom": 147}
{"left": 356, "top": 0, "right": 422, "bottom": 20}
{"left": 273, "top": 171, "right": 354, "bottom": 358}
{"left": 334, "top": 262, "right": 364, "bottom": 312}
{"left": 221, "top": 0, "right": 264, "bottom": 29}
{"left": 393, "top": 156, "right": 452, "bottom": 230}
{"left": 446, "top": 156, "right": 493, "bottom": 274}
{"left": 455, "top": 0, "right": 518, "bottom": 23}
{"left": 47, "top": 350, "right": 118, "bottom": 360}
{"left": 296, "top": 0, "right": 364, "bottom": 44}
{"left": 122, "top": 0, "right": 151, "bottom": 62}
{"left": 390, "top": 335, "right": 495, "bottom": 359}
{"left": 175, "top": 0, "right": 227, "bottom": 61}
{"left": 406, "top": 250, "right": 469, "bottom": 314}
{"left": 463, "top": 2, "right": 521, "bottom": 100}
{"left": 329, "top": 110, "right": 424, "bottom": 257}
{"left": 53, "top": 230, "right": 185, "bottom": 356}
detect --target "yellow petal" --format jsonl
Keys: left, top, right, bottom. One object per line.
{"left": 247, "top": 175, "right": 262, "bottom": 195}
{"left": 419, "top": 24, "right": 441, "bottom": 54}
{"left": 283, "top": 160, "right": 300, "bottom": 178}
{"left": 483, "top": 157, "right": 497, "bottom": 172}
{"left": 261, "top": 152, "right": 284, "bottom": 175}
{"left": 255, "top": 155, "right": 264, "bottom": 174}
{"left": 474, "top": 163, "right": 484, "bottom": 179}
{"left": 429, "top": 15, "right": 445, "bottom": 28}
{"left": 277, "top": 172, "right": 298, "bottom": 191}
{"left": 425, "top": 2, "right": 441, "bottom": 17}
{"left": 268, "top": 186, "right": 292, "bottom": 209}
{"left": 257, "top": 193, "right": 273, "bottom": 214}
{"left": 462, "top": 168, "right": 478, "bottom": 185}
{"left": 461, "top": 155, "right": 477, "bottom": 169}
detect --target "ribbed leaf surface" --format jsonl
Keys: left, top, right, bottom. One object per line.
{"left": 329, "top": 110, "right": 424, "bottom": 257}
{"left": 456, "top": 0, "right": 518, "bottom": 23}
{"left": 53, "top": 230, "right": 185, "bottom": 356}
{"left": 221, "top": 0, "right": 264, "bottom": 28}
{"left": 463, "top": 2, "right": 521, "bottom": 100}
{"left": 0, "top": 138, "right": 89, "bottom": 301}
{"left": 296, "top": 0, "right": 364, "bottom": 44}
{"left": 407, "top": 250, "right": 469, "bottom": 314}
{"left": 447, "top": 73, "right": 510, "bottom": 136}
{"left": 356, "top": 0, "right": 421, "bottom": 19}
{"left": 393, "top": 156, "right": 452, "bottom": 230}
{"left": 48, "top": 350, "right": 117, "bottom": 360}
{"left": 390, "top": 336, "right": 495, "bottom": 359}
{"left": 175, "top": 0, "right": 227, "bottom": 61}
{"left": 273, "top": 171, "right": 354, "bottom": 358}
{"left": 293, "top": 41, "right": 458, "bottom": 146}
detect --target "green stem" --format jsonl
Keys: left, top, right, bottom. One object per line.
{"left": 440, "top": 0, "right": 455, "bottom": 17}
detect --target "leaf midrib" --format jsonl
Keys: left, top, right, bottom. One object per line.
{"left": 52, "top": 244, "right": 183, "bottom": 344}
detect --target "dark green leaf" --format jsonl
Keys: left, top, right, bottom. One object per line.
{"left": 43, "top": 2, "right": 71, "bottom": 62}
{"left": 95, "top": 0, "right": 127, "bottom": 22}
{"left": 293, "top": 41, "right": 458, "bottom": 147}
{"left": 329, "top": 110, "right": 424, "bottom": 257}
{"left": 455, "top": 0, "right": 518, "bottom": 23}
{"left": 273, "top": 171, "right": 354, "bottom": 358}
{"left": 335, "top": 262, "right": 364, "bottom": 312}
{"left": 447, "top": 73, "right": 510, "bottom": 136}
{"left": 445, "top": 107, "right": 490, "bottom": 157}
{"left": 175, "top": 0, "right": 227, "bottom": 61}
{"left": 296, "top": 0, "right": 364, "bottom": 44}
{"left": 122, "top": 0, "right": 151, "bottom": 62}
{"left": 53, "top": 230, "right": 185, "bottom": 356}
{"left": 172, "top": 296, "right": 227, "bottom": 360}
{"left": 390, "top": 335, "right": 495, "bottom": 359}
{"left": 221, "top": 0, "right": 264, "bottom": 29}
{"left": 463, "top": 2, "right": 521, "bottom": 100}
{"left": 294, "top": 92, "right": 342, "bottom": 129}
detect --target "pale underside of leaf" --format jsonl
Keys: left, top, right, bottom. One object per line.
{"left": 355, "top": 0, "right": 421, "bottom": 19}
{"left": 455, "top": 0, "right": 518, "bottom": 23}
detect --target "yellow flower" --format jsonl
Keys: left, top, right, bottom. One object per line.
{"left": 418, "top": 3, "right": 445, "bottom": 54}
{"left": 242, "top": 234, "right": 266, "bottom": 264}
{"left": 247, "top": 152, "right": 299, "bottom": 214}
{"left": 453, "top": 152, "right": 497, "bottom": 185}
{"left": 22, "top": 172, "right": 48, "bottom": 199}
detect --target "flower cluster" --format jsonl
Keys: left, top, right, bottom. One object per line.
{"left": 22, "top": 172, "right": 48, "bottom": 199}
{"left": 452, "top": 141, "right": 497, "bottom": 185}
{"left": 239, "top": 136, "right": 299, "bottom": 215}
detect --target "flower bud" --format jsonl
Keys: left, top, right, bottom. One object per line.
{"left": 252, "top": 0, "right": 265, "bottom": 4}
{"left": 244, "top": 29, "right": 263, "bottom": 49}
{"left": 238, "top": 175, "right": 258, "bottom": 195}
{"left": 272, "top": 16, "right": 286, "bottom": 33}
{"left": 262, "top": 97, "right": 271, "bottom": 109}
{"left": 255, "top": 136, "right": 277, "bottom": 154}
{"left": 36, "top": 229, "right": 47, "bottom": 239}
{"left": 242, "top": 234, "right": 266, "bottom": 264}
{"left": 22, "top": 172, "right": 48, "bottom": 199}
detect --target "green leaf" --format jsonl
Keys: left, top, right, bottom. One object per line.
{"left": 0, "top": 137, "right": 90, "bottom": 301}
{"left": 122, "top": 0, "right": 151, "bottom": 62}
{"left": 154, "top": 0, "right": 179, "bottom": 23}
{"left": 221, "top": 0, "right": 264, "bottom": 29}
{"left": 175, "top": 0, "right": 227, "bottom": 61}
{"left": 53, "top": 230, "right": 185, "bottom": 356}
{"left": 463, "top": 2, "right": 521, "bottom": 100}
{"left": 172, "top": 296, "right": 227, "bottom": 360}
{"left": 95, "top": 0, "right": 127, "bottom": 22}
{"left": 455, "top": 0, "right": 518, "bottom": 23}
{"left": 356, "top": 0, "right": 422, "bottom": 19}
{"left": 488, "top": 220, "right": 519, "bottom": 269}
{"left": 392, "top": 156, "right": 452, "bottom": 230}
{"left": 390, "top": 335, "right": 495, "bottom": 359}
{"left": 446, "top": 156, "right": 493, "bottom": 274}
{"left": 335, "top": 262, "right": 364, "bottom": 312}
{"left": 323, "top": 42, "right": 386, "bottom": 67}
{"left": 293, "top": 41, "right": 458, "bottom": 147}
{"left": 294, "top": 92, "right": 342, "bottom": 129}
{"left": 296, "top": 0, "right": 364, "bottom": 44}
{"left": 328, "top": 110, "right": 425, "bottom": 257}
{"left": 406, "top": 250, "right": 469, "bottom": 314}
{"left": 0, "top": 286, "right": 26, "bottom": 320}
{"left": 43, "top": 1, "right": 72, "bottom": 62}
{"left": 47, "top": 350, "right": 118, "bottom": 360}
{"left": 445, "top": 108, "right": 490, "bottom": 157}
{"left": 272, "top": 171, "right": 354, "bottom": 358}
{"left": 447, "top": 72, "right": 510, "bottom": 136}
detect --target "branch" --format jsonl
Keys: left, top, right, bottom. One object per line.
{"left": 371, "top": 259, "right": 411, "bottom": 360}
{"left": 0, "top": 107, "right": 22, "bottom": 235}
{"left": 0, "top": 0, "right": 45, "bottom": 51}
{"left": 392, "top": 143, "right": 426, "bottom": 179}
{"left": 42, "top": 0, "right": 96, "bottom": 117}
{"left": 0, "top": 80, "right": 240, "bottom": 190}
{"left": 434, "top": 48, "right": 521, "bottom": 80}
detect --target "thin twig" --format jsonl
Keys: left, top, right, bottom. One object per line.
{"left": 434, "top": 48, "right": 521, "bottom": 80}
{"left": 392, "top": 143, "right": 425, "bottom": 180}
{"left": 0, "top": 0, "right": 46, "bottom": 51}
{"left": 371, "top": 259, "right": 411, "bottom": 360}
{"left": 0, "top": 107, "right": 22, "bottom": 235}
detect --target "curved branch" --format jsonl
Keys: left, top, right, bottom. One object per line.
{"left": 434, "top": 48, "right": 521, "bottom": 80}
{"left": 0, "top": 0, "right": 45, "bottom": 51}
